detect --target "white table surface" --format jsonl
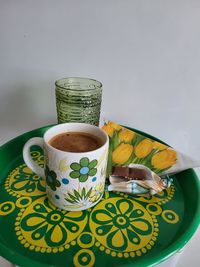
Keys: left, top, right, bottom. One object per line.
{"left": 0, "top": 1, "right": 200, "bottom": 266}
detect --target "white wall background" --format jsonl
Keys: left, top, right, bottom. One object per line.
{"left": 0, "top": 1, "right": 199, "bottom": 267}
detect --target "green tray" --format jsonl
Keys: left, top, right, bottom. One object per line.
{"left": 0, "top": 125, "right": 199, "bottom": 267}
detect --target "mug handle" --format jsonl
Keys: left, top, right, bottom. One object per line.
{"left": 23, "top": 137, "right": 45, "bottom": 178}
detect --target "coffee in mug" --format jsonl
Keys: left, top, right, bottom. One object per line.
{"left": 49, "top": 132, "right": 103, "bottom": 152}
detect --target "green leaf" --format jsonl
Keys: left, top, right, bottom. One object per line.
{"left": 55, "top": 180, "right": 61, "bottom": 187}
{"left": 112, "top": 131, "right": 120, "bottom": 149}
{"left": 86, "top": 187, "right": 93, "bottom": 197}
{"left": 64, "top": 198, "right": 75, "bottom": 204}
{"left": 89, "top": 159, "right": 98, "bottom": 169}
{"left": 79, "top": 174, "right": 88, "bottom": 182}
{"left": 49, "top": 170, "right": 57, "bottom": 179}
{"left": 82, "top": 187, "right": 86, "bottom": 198}
{"left": 80, "top": 157, "right": 89, "bottom": 167}
{"left": 67, "top": 193, "right": 76, "bottom": 201}
{"left": 70, "top": 171, "right": 80, "bottom": 178}
{"left": 139, "top": 149, "right": 157, "bottom": 165}
{"left": 70, "top": 162, "right": 81, "bottom": 171}
{"left": 88, "top": 168, "right": 97, "bottom": 176}
{"left": 74, "top": 190, "right": 81, "bottom": 200}
{"left": 50, "top": 184, "right": 56, "bottom": 191}
{"left": 132, "top": 134, "right": 144, "bottom": 146}
{"left": 132, "top": 156, "right": 139, "bottom": 163}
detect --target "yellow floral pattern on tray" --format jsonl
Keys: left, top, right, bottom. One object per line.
{"left": 4, "top": 151, "right": 46, "bottom": 197}
{"left": 18, "top": 196, "right": 87, "bottom": 249}
{"left": 102, "top": 121, "right": 177, "bottom": 176}
{"left": 90, "top": 198, "right": 155, "bottom": 252}
{"left": 0, "top": 151, "right": 181, "bottom": 267}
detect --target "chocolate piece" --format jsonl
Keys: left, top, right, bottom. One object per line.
{"left": 112, "top": 166, "right": 130, "bottom": 177}
{"left": 112, "top": 166, "right": 150, "bottom": 180}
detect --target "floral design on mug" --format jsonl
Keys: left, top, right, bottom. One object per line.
{"left": 88, "top": 183, "right": 104, "bottom": 202}
{"left": 64, "top": 183, "right": 104, "bottom": 207}
{"left": 64, "top": 187, "right": 93, "bottom": 205}
{"left": 45, "top": 166, "right": 61, "bottom": 191}
{"left": 69, "top": 157, "right": 98, "bottom": 182}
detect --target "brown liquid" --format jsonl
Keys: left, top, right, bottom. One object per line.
{"left": 49, "top": 132, "right": 103, "bottom": 152}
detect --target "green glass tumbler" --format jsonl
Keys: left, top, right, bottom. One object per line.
{"left": 55, "top": 77, "right": 102, "bottom": 126}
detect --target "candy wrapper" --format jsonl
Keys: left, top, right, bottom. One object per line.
{"left": 101, "top": 121, "right": 199, "bottom": 196}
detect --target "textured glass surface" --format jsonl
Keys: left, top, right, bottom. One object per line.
{"left": 55, "top": 77, "right": 102, "bottom": 125}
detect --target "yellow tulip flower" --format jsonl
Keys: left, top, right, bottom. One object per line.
{"left": 151, "top": 148, "right": 177, "bottom": 170}
{"left": 119, "top": 128, "right": 135, "bottom": 143}
{"left": 112, "top": 144, "right": 133, "bottom": 165}
{"left": 153, "top": 141, "right": 167, "bottom": 151}
{"left": 135, "top": 139, "right": 153, "bottom": 158}
{"left": 102, "top": 124, "right": 115, "bottom": 137}
{"left": 107, "top": 121, "right": 122, "bottom": 131}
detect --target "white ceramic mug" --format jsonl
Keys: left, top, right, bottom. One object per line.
{"left": 23, "top": 123, "right": 109, "bottom": 211}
